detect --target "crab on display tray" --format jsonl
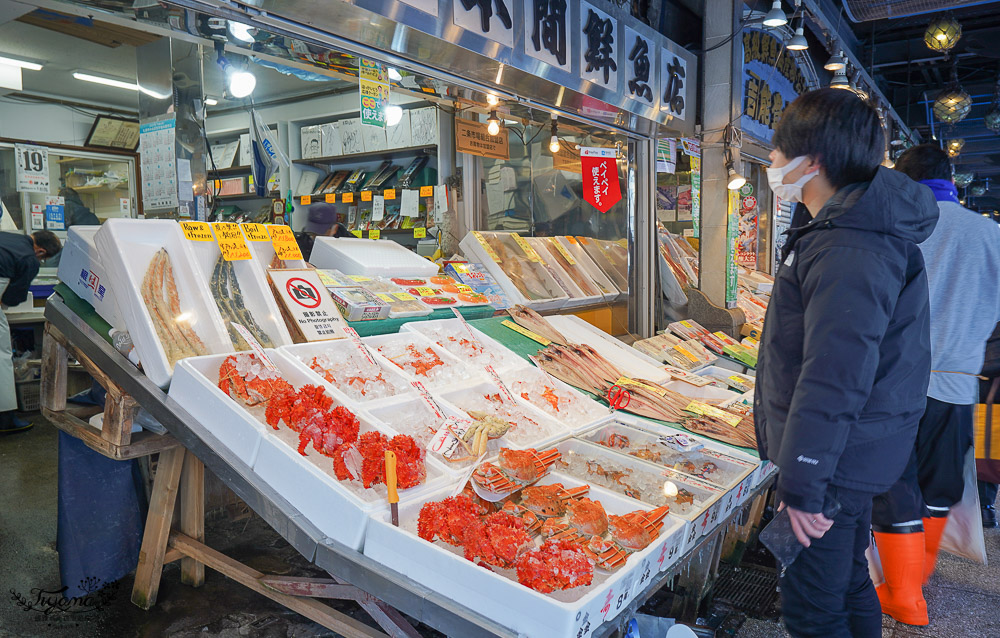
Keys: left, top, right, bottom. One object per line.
{"left": 402, "top": 318, "right": 528, "bottom": 375}
{"left": 363, "top": 333, "right": 485, "bottom": 388}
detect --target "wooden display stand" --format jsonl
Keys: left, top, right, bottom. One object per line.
{"left": 40, "top": 324, "right": 419, "bottom": 638}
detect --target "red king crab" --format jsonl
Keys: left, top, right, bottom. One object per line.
{"left": 217, "top": 354, "right": 291, "bottom": 406}
{"left": 472, "top": 447, "right": 561, "bottom": 494}
{"left": 514, "top": 539, "right": 594, "bottom": 593}
{"left": 333, "top": 430, "right": 426, "bottom": 489}
{"left": 418, "top": 494, "right": 481, "bottom": 546}
{"left": 461, "top": 511, "right": 533, "bottom": 569}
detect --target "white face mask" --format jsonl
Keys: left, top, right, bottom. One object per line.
{"left": 767, "top": 155, "right": 816, "bottom": 203}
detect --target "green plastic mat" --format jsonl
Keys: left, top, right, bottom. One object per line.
{"left": 54, "top": 283, "right": 114, "bottom": 346}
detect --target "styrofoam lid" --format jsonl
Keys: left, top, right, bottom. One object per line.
{"left": 310, "top": 237, "right": 439, "bottom": 277}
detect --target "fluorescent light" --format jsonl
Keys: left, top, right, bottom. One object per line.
{"left": 228, "top": 21, "right": 255, "bottom": 43}
{"left": 205, "top": 97, "right": 219, "bottom": 106}
{"left": 0, "top": 55, "right": 42, "bottom": 71}
{"left": 138, "top": 85, "right": 171, "bottom": 100}
{"left": 386, "top": 105, "right": 403, "bottom": 127}
{"left": 73, "top": 71, "right": 138, "bottom": 91}
{"left": 387, "top": 67, "right": 402, "bottom": 81}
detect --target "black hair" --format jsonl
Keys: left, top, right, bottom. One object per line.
{"left": 32, "top": 230, "right": 62, "bottom": 259}
{"left": 772, "top": 88, "right": 885, "bottom": 190}
{"left": 893, "top": 143, "right": 953, "bottom": 182}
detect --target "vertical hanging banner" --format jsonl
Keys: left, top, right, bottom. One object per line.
{"left": 726, "top": 190, "right": 740, "bottom": 308}
{"left": 359, "top": 58, "right": 389, "bottom": 128}
{"left": 580, "top": 147, "right": 621, "bottom": 213}
{"left": 690, "top": 156, "right": 702, "bottom": 238}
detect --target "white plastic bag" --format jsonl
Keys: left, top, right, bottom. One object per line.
{"left": 940, "top": 448, "right": 988, "bottom": 564}
{"left": 249, "top": 107, "right": 289, "bottom": 196}
{"left": 865, "top": 531, "right": 884, "bottom": 587}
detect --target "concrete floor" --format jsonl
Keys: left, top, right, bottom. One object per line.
{"left": 3, "top": 416, "right": 1000, "bottom": 638}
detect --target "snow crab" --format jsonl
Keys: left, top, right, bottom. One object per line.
{"left": 677, "top": 460, "right": 719, "bottom": 479}
{"left": 540, "top": 496, "right": 609, "bottom": 539}
{"left": 217, "top": 354, "right": 291, "bottom": 406}
{"left": 519, "top": 483, "right": 589, "bottom": 518}
{"left": 472, "top": 447, "right": 561, "bottom": 494}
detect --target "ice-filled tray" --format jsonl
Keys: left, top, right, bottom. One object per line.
{"left": 310, "top": 237, "right": 438, "bottom": 277}
{"left": 577, "top": 418, "right": 757, "bottom": 491}
{"left": 188, "top": 234, "right": 292, "bottom": 351}
{"left": 553, "top": 236, "right": 621, "bottom": 300}
{"left": 433, "top": 381, "right": 571, "bottom": 450}
{"left": 460, "top": 231, "right": 569, "bottom": 312}
{"left": 545, "top": 315, "right": 671, "bottom": 384}
{"left": 280, "top": 340, "right": 413, "bottom": 409}
{"left": 402, "top": 318, "right": 528, "bottom": 374}
{"left": 95, "top": 219, "right": 232, "bottom": 388}
{"left": 363, "top": 333, "right": 485, "bottom": 388}
{"left": 363, "top": 474, "right": 687, "bottom": 638}
{"left": 553, "top": 438, "right": 722, "bottom": 523}
{"left": 500, "top": 366, "right": 608, "bottom": 432}
{"left": 525, "top": 236, "right": 604, "bottom": 308}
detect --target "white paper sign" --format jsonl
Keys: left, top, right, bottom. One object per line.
{"left": 15, "top": 143, "right": 49, "bottom": 193}
{"left": 454, "top": 0, "right": 514, "bottom": 48}
{"left": 433, "top": 184, "right": 448, "bottom": 222}
{"left": 268, "top": 269, "right": 347, "bottom": 342}
{"left": 230, "top": 322, "right": 279, "bottom": 372}
{"left": 30, "top": 204, "right": 44, "bottom": 230}
{"left": 120, "top": 198, "right": 131, "bottom": 215}
{"left": 372, "top": 195, "right": 385, "bottom": 222}
{"left": 401, "top": 188, "right": 419, "bottom": 217}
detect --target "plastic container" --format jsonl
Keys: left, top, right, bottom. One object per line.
{"left": 524, "top": 236, "right": 604, "bottom": 308}
{"left": 500, "top": 366, "right": 608, "bottom": 433}
{"left": 402, "top": 318, "right": 528, "bottom": 374}
{"left": 534, "top": 236, "right": 611, "bottom": 303}
{"left": 553, "top": 236, "right": 621, "bottom": 301}
{"left": 328, "top": 286, "right": 391, "bottom": 321}
{"left": 280, "top": 340, "right": 413, "bottom": 409}
{"left": 362, "top": 476, "right": 688, "bottom": 638}
{"left": 364, "top": 333, "right": 485, "bottom": 388}
{"left": 95, "top": 219, "right": 232, "bottom": 388}
{"left": 310, "top": 236, "right": 439, "bottom": 277}
{"left": 459, "top": 231, "right": 569, "bottom": 312}
{"left": 545, "top": 315, "right": 671, "bottom": 384}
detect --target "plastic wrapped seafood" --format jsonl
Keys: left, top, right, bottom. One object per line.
{"left": 479, "top": 233, "right": 567, "bottom": 302}
{"left": 142, "top": 248, "right": 209, "bottom": 366}
{"left": 372, "top": 292, "right": 432, "bottom": 318}
{"left": 576, "top": 237, "right": 627, "bottom": 292}
{"left": 534, "top": 237, "right": 604, "bottom": 298}
{"left": 440, "top": 385, "right": 566, "bottom": 447}
{"left": 633, "top": 333, "right": 716, "bottom": 371}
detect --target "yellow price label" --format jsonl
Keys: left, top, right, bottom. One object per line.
{"left": 351, "top": 230, "right": 362, "bottom": 238}
{"left": 376, "top": 293, "right": 394, "bottom": 303}
{"left": 325, "top": 193, "right": 336, "bottom": 203}
{"left": 456, "top": 284, "right": 473, "bottom": 293}
{"left": 348, "top": 275, "right": 372, "bottom": 282}
{"left": 413, "top": 227, "right": 427, "bottom": 239}
{"left": 267, "top": 224, "right": 304, "bottom": 261}
{"left": 361, "top": 191, "right": 372, "bottom": 202}
{"left": 213, "top": 222, "right": 253, "bottom": 261}
{"left": 180, "top": 221, "right": 214, "bottom": 242}
{"left": 419, "top": 185, "right": 434, "bottom": 197}
{"left": 614, "top": 376, "right": 667, "bottom": 397}
{"left": 473, "top": 231, "right": 501, "bottom": 263}
{"left": 552, "top": 240, "right": 576, "bottom": 265}
{"left": 393, "top": 292, "right": 416, "bottom": 301}
{"left": 684, "top": 401, "right": 743, "bottom": 427}
{"left": 241, "top": 223, "right": 270, "bottom": 242}
{"left": 342, "top": 192, "right": 355, "bottom": 204}
{"left": 673, "top": 345, "right": 700, "bottom": 363}
{"left": 369, "top": 229, "right": 381, "bottom": 240}
{"left": 616, "top": 238, "right": 628, "bottom": 248}
{"left": 501, "top": 319, "right": 551, "bottom": 346}
{"left": 577, "top": 236, "right": 590, "bottom": 245}
{"left": 383, "top": 188, "right": 396, "bottom": 200}
{"left": 300, "top": 195, "right": 311, "bottom": 205}
{"left": 414, "top": 287, "right": 436, "bottom": 296}
{"left": 512, "top": 233, "right": 542, "bottom": 262}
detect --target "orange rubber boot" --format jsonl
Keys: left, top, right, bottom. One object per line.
{"left": 873, "top": 531, "right": 929, "bottom": 626}
{"left": 922, "top": 516, "right": 948, "bottom": 584}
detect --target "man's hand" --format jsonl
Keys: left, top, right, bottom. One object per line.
{"left": 778, "top": 501, "right": 834, "bottom": 548}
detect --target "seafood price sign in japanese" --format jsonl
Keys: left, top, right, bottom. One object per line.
{"left": 580, "top": 147, "right": 621, "bottom": 213}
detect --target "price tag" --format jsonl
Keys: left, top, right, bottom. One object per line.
{"left": 450, "top": 307, "right": 493, "bottom": 363}
{"left": 552, "top": 240, "right": 576, "bottom": 265}
{"left": 372, "top": 195, "right": 385, "bottom": 222}
{"left": 325, "top": 193, "right": 336, "bottom": 203}
{"left": 375, "top": 293, "right": 394, "bottom": 303}
{"left": 401, "top": 189, "right": 419, "bottom": 217}
{"left": 383, "top": 188, "right": 396, "bottom": 200}
{"left": 361, "top": 191, "right": 372, "bottom": 202}
{"left": 342, "top": 326, "right": 379, "bottom": 367}
{"left": 180, "top": 221, "right": 214, "bottom": 241}
{"left": 485, "top": 365, "right": 516, "bottom": 403}
{"left": 472, "top": 231, "right": 501, "bottom": 263}
{"left": 230, "top": 323, "right": 280, "bottom": 372}
{"left": 500, "top": 319, "right": 551, "bottom": 346}
{"left": 267, "top": 224, "right": 304, "bottom": 261}
{"left": 300, "top": 195, "right": 311, "bottom": 205}
{"left": 664, "top": 366, "right": 713, "bottom": 387}
{"left": 369, "top": 229, "right": 381, "bottom": 240}
{"left": 577, "top": 236, "right": 589, "bottom": 245}
{"left": 342, "top": 192, "right": 355, "bottom": 203}
{"left": 393, "top": 292, "right": 416, "bottom": 301}
{"left": 615, "top": 376, "right": 667, "bottom": 397}
{"left": 433, "top": 185, "right": 448, "bottom": 221}
{"left": 241, "top": 223, "right": 270, "bottom": 242}
{"left": 213, "top": 222, "right": 253, "bottom": 261}
{"left": 351, "top": 230, "right": 362, "bottom": 238}
{"left": 413, "top": 227, "right": 427, "bottom": 239}
{"left": 673, "top": 344, "right": 700, "bottom": 363}
{"left": 455, "top": 284, "right": 473, "bottom": 293}
{"left": 419, "top": 185, "right": 434, "bottom": 197}
{"left": 414, "top": 287, "right": 436, "bottom": 296}
{"left": 348, "top": 275, "right": 372, "bottom": 282}
{"left": 684, "top": 400, "right": 743, "bottom": 427}
{"left": 511, "top": 233, "right": 542, "bottom": 262}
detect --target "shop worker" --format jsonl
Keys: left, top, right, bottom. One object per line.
{"left": 0, "top": 230, "right": 62, "bottom": 434}
{"left": 870, "top": 144, "right": 1000, "bottom": 626}
{"left": 755, "top": 88, "right": 938, "bottom": 638}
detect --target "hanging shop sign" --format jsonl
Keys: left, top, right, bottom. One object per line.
{"left": 359, "top": 58, "right": 390, "bottom": 127}
{"left": 740, "top": 28, "right": 807, "bottom": 144}
{"left": 523, "top": 0, "right": 570, "bottom": 73}
{"left": 625, "top": 27, "right": 655, "bottom": 107}
{"left": 580, "top": 147, "right": 621, "bottom": 213}
{"left": 15, "top": 143, "right": 49, "bottom": 194}
{"left": 737, "top": 197, "right": 759, "bottom": 269}
{"left": 690, "top": 156, "right": 701, "bottom": 239}
{"left": 661, "top": 44, "right": 688, "bottom": 122}
{"left": 455, "top": 118, "right": 510, "bottom": 160}
{"left": 552, "top": 144, "right": 582, "bottom": 174}
{"left": 726, "top": 190, "right": 740, "bottom": 308}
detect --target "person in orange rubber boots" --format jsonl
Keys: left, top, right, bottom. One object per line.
{"left": 871, "top": 144, "right": 1000, "bottom": 626}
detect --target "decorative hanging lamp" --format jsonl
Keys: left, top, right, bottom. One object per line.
{"left": 986, "top": 75, "right": 1000, "bottom": 133}
{"left": 954, "top": 172, "right": 974, "bottom": 188}
{"left": 934, "top": 62, "right": 972, "bottom": 123}
{"left": 946, "top": 138, "right": 965, "bottom": 157}
{"left": 925, "top": 15, "right": 962, "bottom": 54}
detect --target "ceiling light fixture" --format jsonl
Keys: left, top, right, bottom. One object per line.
{"left": 216, "top": 43, "right": 256, "bottom": 99}
{"left": 228, "top": 21, "right": 255, "bottom": 43}
{"left": 486, "top": 110, "right": 501, "bottom": 136}
{"left": 829, "top": 69, "right": 850, "bottom": 89}
{"left": 548, "top": 113, "right": 560, "bottom": 153}
{"left": 73, "top": 71, "right": 139, "bottom": 91}
{"left": 787, "top": 24, "right": 808, "bottom": 51}
{"left": 946, "top": 138, "right": 965, "bottom": 157}
{"left": 934, "top": 61, "right": 972, "bottom": 124}
{"left": 763, "top": 1, "right": 787, "bottom": 28}
{"left": 924, "top": 15, "right": 961, "bottom": 53}
{"left": 486, "top": 93, "right": 500, "bottom": 106}
{"left": 954, "top": 172, "right": 974, "bottom": 187}
{"left": 386, "top": 105, "right": 403, "bottom": 127}
{"left": 0, "top": 55, "right": 43, "bottom": 71}
{"left": 824, "top": 50, "right": 846, "bottom": 72}
{"left": 727, "top": 161, "right": 746, "bottom": 190}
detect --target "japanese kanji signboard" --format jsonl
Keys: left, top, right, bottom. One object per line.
{"left": 580, "top": 2, "right": 618, "bottom": 88}
{"left": 580, "top": 147, "right": 621, "bottom": 213}
{"left": 455, "top": 0, "right": 514, "bottom": 48}
{"left": 625, "top": 27, "right": 654, "bottom": 106}
{"left": 741, "top": 27, "right": 807, "bottom": 144}
{"left": 524, "top": 0, "right": 570, "bottom": 72}
{"left": 455, "top": 117, "right": 510, "bottom": 160}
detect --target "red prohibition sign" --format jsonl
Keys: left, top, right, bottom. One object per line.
{"left": 286, "top": 278, "right": 322, "bottom": 308}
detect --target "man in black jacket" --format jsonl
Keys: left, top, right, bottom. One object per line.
{"left": 755, "top": 89, "right": 938, "bottom": 637}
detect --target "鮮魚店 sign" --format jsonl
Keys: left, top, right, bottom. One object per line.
{"left": 455, "top": 118, "right": 509, "bottom": 160}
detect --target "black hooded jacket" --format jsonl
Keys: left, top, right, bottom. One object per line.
{"left": 754, "top": 167, "right": 939, "bottom": 512}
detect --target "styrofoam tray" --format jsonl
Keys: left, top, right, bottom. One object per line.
{"left": 554, "top": 237, "right": 622, "bottom": 301}
{"left": 95, "top": 219, "right": 232, "bottom": 388}
{"left": 545, "top": 315, "right": 671, "bottom": 384}
{"left": 499, "top": 366, "right": 609, "bottom": 433}
{"left": 58, "top": 225, "right": 127, "bottom": 332}
{"left": 362, "top": 474, "right": 687, "bottom": 638}
{"left": 459, "top": 232, "right": 569, "bottom": 312}
{"left": 401, "top": 318, "right": 529, "bottom": 375}
{"left": 534, "top": 236, "right": 614, "bottom": 305}
{"left": 310, "top": 237, "right": 438, "bottom": 277}
{"left": 525, "top": 236, "right": 604, "bottom": 309}
{"left": 661, "top": 380, "right": 739, "bottom": 403}
{"left": 578, "top": 238, "right": 628, "bottom": 293}
{"left": 188, "top": 236, "right": 292, "bottom": 350}
{"left": 363, "top": 332, "right": 486, "bottom": 388}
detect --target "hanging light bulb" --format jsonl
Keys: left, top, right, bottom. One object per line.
{"left": 217, "top": 52, "right": 256, "bottom": 98}
{"left": 829, "top": 69, "right": 850, "bottom": 89}
{"left": 548, "top": 113, "right": 560, "bottom": 153}
{"left": 824, "top": 50, "right": 846, "bottom": 71}
{"left": 787, "top": 24, "right": 808, "bottom": 51}
{"left": 763, "top": 0, "right": 787, "bottom": 27}
{"left": 486, "top": 110, "right": 501, "bottom": 136}
{"left": 946, "top": 138, "right": 965, "bottom": 158}
{"left": 934, "top": 63, "right": 972, "bottom": 124}
{"left": 486, "top": 93, "right": 500, "bottom": 106}
{"left": 924, "top": 15, "right": 962, "bottom": 53}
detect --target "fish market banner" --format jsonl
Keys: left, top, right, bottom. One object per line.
{"left": 740, "top": 28, "right": 807, "bottom": 145}
{"left": 581, "top": 147, "right": 621, "bottom": 213}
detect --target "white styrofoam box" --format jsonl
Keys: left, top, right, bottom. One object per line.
{"left": 525, "top": 236, "right": 604, "bottom": 309}
{"left": 310, "top": 237, "right": 438, "bottom": 277}
{"left": 95, "top": 219, "right": 232, "bottom": 388}
{"left": 169, "top": 353, "right": 267, "bottom": 465}
{"left": 401, "top": 318, "right": 530, "bottom": 375}
{"left": 499, "top": 366, "right": 608, "bottom": 433}
{"left": 545, "top": 315, "right": 670, "bottom": 384}
{"left": 578, "top": 238, "right": 628, "bottom": 293}
{"left": 246, "top": 237, "right": 308, "bottom": 271}
{"left": 363, "top": 332, "right": 486, "bottom": 388}
{"left": 280, "top": 340, "right": 414, "bottom": 411}
{"left": 459, "top": 232, "right": 570, "bottom": 312}
{"left": 554, "top": 237, "right": 622, "bottom": 301}
{"left": 57, "top": 225, "right": 126, "bottom": 332}
{"left": 661, "top": 380, "right": 739, "bottom": 403}
{"left": 698, "top": 364, "right": 756, "bottom": 381}
{"left": 363, "top": 473, "right": 686, "bottom": 638}
{"left": 432, "top": 380, "right": 571, "bottom": 451}
{"left": 187, "top": 236, "right": 292, "bottom": 350}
